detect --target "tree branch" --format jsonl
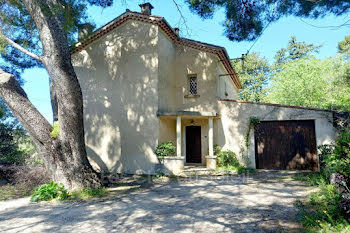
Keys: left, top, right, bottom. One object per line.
{"left": 0, "top": 30, "right": 42, "bottom": 62}
{"left": 0, "top": 69, "right": 52, "bottom": 144}
{"left": 172, "top": 0, "right": 192, "bottom": 37}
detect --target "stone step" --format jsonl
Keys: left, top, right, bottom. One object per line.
{"left": 181, "top": 166, "right": 215, "bottom": 176}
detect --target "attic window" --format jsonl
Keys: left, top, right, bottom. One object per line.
{"left": 189, "top": 76, "right": 197, "bottom": 95}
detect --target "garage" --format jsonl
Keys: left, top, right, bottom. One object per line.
{"left": 254, "top": 120, "right": 318, "bottom": 171}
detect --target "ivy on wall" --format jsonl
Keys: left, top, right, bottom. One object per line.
{"left": 240, "top": 117, "right": 260, "bottom": 166}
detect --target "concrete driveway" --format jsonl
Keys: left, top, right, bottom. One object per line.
{"left": 0, "top": 171, "right": 313, "bottom": 233}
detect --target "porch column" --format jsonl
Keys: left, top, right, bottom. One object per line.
{"left": 176, "top": 116, "right": 181, "bottom": 157}
{"left": 208, "top": 117, "right": 214, "bottom": 156}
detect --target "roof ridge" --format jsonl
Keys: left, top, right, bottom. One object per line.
{"left": 71, "top": 11, "right": 242, "bottom": 89}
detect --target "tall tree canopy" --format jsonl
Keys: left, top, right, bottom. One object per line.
{"left": 264, "top": 57, "right": 350, "bottom": 110}
{"left": 186, "top": 0, "right": 350, "bottom": 41}
{"left": 274, "top": 36, "right": 321, "bottom": 65}
{"left": 231, "top": 53, "right": 270, "bottom": 101}
{"left": 233, "top": 36, "right": 350, "bottom": 112}
{"left": 262, "top": 36, "right": 350, "bottom": 111}
{"left": 338, "top": 35, "right": 350, "bottom": 59}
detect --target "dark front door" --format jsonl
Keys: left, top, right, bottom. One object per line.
{"left": 186, "top": 126, "right": 202, "bottom": 163}
{"left": 255, "top": 120, "right": 318, "bottom": 171}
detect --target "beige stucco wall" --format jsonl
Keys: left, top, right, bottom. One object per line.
{"left": 72, "top": 20, "right": 159, "bottom": 174}
{"left": 157, "top": 31, "right": 239, "bottom": 113}
{"left": 216, "top": 101, "right": 335, "bottom": 168}
{"left": 158, "top": 31, "right": 177, "bottom": 112}
{"left": 217, "top": 64, "right": 238, "bottom": 100}
{"left": 159, "top": 117, "right": 176, "bottom": 144}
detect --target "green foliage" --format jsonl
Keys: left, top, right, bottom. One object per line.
{"left": 264, "top": 56, "right": 350, "bottom": 111}
{"left": 0, "top": 34, "right": 7, "bottom": 54}
{"left": 209, "top": 144, "right": 221, "bottom": 155}
{"left": 0, "top": 123, "right": 22, "bottom": 163}
{"left": 228, "top": 36, "right": 350, "bottom": 112}
{"left": 213, "top": 144, "right": 221, "bottom": 155}
{"left": 155, "top": 141, "right": 176, "bottom": 158}
{"left": 338, "top": 35, "right": 350, "bottom": 59}
{"left": 274, "top": 36, "right": 321, "bottom": 65}
{"left": 50, "top": 122, "right": 59, "bottom": 139}
{"left": 241, "top": 117, "right": 260, "bottom": 166}
{"left": 153, "top": 172, "right": 167, "bottom": 179}
{"left": 294, "top": 172, "right": 329, "bottom": 187}
{"left": 30, "top": 181, "right": 69, "bottom": 202}
{"left": 0, "top": 122, "right": 35, "bottom": 164}
{"left": 30, "top": 181, "right": 106, "bottom": 202}
{"left": 245, "top": 116, "right": 260, "bottom": 148}
{"left": 231, "top": 53, "right": 270, "bottom": 101}
{"left": 295, "top": 131, "right": 350, "bottom": 232}
{"left": 216, "top": 150, "right": 254, "bottom": 174}
{"left": 69, "top": 188, "right": 105, "bottom": 200}
{"left": 217, "top": 150, "right": 240, "bottom": 167}
{"left": 186, "top": 1, "right": 350, "bottom": 42}
{"left": 297, "top": 183, "right": 349, "bottom": 232}
{"left": 236, "top": 166, "right": 255, "bottom": 174}
{"left": 323, "top": 131, "right": 350, "bottom": 177}
{"left": 249, "top": 116, "right": 260, "bottom": 125}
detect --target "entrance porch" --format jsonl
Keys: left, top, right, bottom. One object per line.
{"left": 157, "top": 111, "right": 219, "bottom": 175}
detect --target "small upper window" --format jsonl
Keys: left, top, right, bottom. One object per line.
{"left": 189, "top": 76, "right": 198, "bottom": 95}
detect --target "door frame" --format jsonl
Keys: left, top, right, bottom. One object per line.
{"left": 185, "top": 125, "right": 202, "bottom": 164}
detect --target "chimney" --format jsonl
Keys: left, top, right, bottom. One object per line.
{"left": 78, "top": 23, "right": 95, "bottom": 41}
{"left": 174, "top": 28, "right": 180, "bottom": 36}
{"left": 139, "top": 2, "right": 154, "bottom": 15}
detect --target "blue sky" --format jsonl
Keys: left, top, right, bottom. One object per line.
{"left": 21, "top": 0, "right": 349, "bottom": 122}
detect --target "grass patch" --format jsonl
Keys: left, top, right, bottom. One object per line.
{"left": 151, "top": 173, "right": 178, "bottom": 182}
{"left": 216, "top": 165, "right": 255, "bottom": 174}
{"left": 0, "top": 184, "right": 28, "bottom": 201}
{"left": 30, "top": 181, "right": 106, "bottom": 202}
{"left": 0, "top": 183, "right": 35, "bottom": 201}
{"left": 294, "top": 172, "right": 328, "bottom": 186}
{"left": 69, "top": 188, "right": 106, "bottom": 200}
{"left": 295, "top": 172, "right": 350, "bottom": 232}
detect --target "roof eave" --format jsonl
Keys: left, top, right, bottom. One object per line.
{"left": 71, "top": 11, "right": 242, "bottom": 89}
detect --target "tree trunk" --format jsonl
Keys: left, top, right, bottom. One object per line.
{"left": 0, "top": 0, "right": 103, "bottom": 190}
{"left": 50, "top": 79, "right": 58, "bottom": 122}
{"left": 0, "top": 70, "right": 101, "bottom": 190}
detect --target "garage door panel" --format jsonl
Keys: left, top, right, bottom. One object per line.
{"left": 255, "top": 120, "right": 318, "bottom": 171}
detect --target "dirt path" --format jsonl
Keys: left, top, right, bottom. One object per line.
{"left": 0, "top": 171, "right": 314, "bottom": 233}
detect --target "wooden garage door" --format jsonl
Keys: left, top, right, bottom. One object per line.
{"left": 255, "top": 120, "right": 318, "bottom": 171}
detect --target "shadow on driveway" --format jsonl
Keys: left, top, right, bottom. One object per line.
{"left": 0, "top": 170, "right": 313, "bottom": 233}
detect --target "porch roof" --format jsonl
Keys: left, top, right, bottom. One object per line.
{"left": 157, "top": 110, "right": 219, "bottom": 118}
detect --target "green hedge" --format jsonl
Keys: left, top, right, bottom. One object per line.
{"left": 155, "top": 141, "right": 176, "bottom": 158}
{"left": 217, "top": 150, "right": 240, "bottom": 167}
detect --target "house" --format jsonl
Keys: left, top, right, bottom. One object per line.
{"left": 72, "top": 3, "right": 335, "bottom": 175}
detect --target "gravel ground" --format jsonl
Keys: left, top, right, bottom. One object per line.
{"left": 0, "top": 170, "right": 314, "bottom": 233}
